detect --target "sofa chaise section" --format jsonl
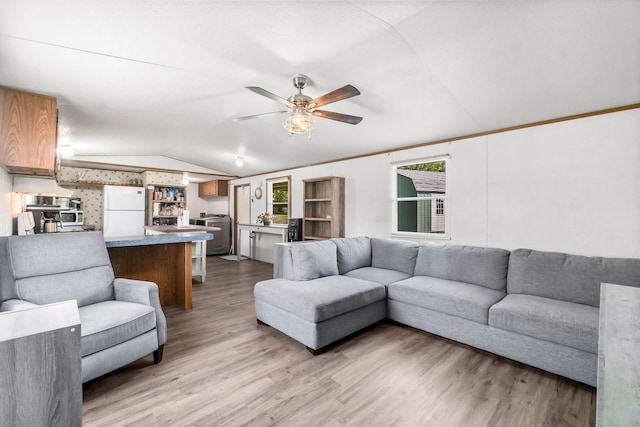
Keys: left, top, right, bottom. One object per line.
{"left": 256, "top": 240, "right": 386, "bottom": 353}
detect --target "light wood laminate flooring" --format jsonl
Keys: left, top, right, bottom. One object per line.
{"left": 83, "top": 257, "right": 596, "bottom": 426}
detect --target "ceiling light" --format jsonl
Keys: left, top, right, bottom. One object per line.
{"left": 235, "top": 156, "right": 244, "bottom": 167}
{"left": 283, "top": 109, "right": 316, "bottom": 138}
{"left": 59, "top": 144, "right": 74, "bottom": 158}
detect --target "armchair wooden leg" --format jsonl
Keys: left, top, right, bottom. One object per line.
{"left": 153, "top": 345, "right": 164, "bottom": 364}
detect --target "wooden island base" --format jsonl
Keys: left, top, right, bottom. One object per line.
{"left": 108, "top": 242, "right": 192, "bottom": 310}
{"left": 104, "top": 232, "right": 212, "bottom": 311}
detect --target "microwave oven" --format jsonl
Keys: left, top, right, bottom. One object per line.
{"left": 60, "top": 210, "right": 84, "bottom": 226}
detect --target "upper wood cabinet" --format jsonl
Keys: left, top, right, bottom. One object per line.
{"left": 198, "top": 180, "right": 228, "bottom": 197}
{"left": 0, "top": 86, "right": 57, "bottom": 176}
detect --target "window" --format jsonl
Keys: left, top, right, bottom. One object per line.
{"left": 267, "top": 176, "right": 290, "bottom": 225}
{"left": 393, "top": 158, "right": 447, "bottom": 235}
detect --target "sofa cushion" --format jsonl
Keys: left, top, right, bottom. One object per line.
{"left": 290, "top": 240, "right": 338, "bottom": 281}
{"left": 388, "top": 276, "right": 505, "bottom": 324}
{"left": 332, "top": 237, "right": 372, "bottom": 274}
{"left": 370, "top": 238, "right": 419, "bottom": 275}
{"left": 79, "top": 300, "right": 156, "bottom": 357}
{"left": 345, "top": 267, "right": 411, "bottom": 286}
{"left": 254, "top": 276, "right": 386, "bottom": 323}
{"left": 489, "top": 294, "right": 599, "bottom": 354}
{"left": 507, "top": 249, "right": 640, "bottom": 307}
{"left": 414, "top": 244, "right": 510, "bottom": 291}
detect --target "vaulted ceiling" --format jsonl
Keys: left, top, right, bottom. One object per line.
{"left": 1, "top": 1, "right": 638, "bottom": 178}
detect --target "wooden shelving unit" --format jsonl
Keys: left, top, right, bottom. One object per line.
{"left": 302, "top": 176, "right": 345, "bottom": 240}
{"left": 147, "top": 186, "right": 187, "bottom": 226}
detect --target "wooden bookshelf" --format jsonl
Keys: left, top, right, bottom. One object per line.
{"left": 302, "top": 176, "right": 344, "bottom": 240}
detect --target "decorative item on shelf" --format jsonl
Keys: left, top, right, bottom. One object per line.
{"left": 257, "top": 211, "right": 272, "bottom": 226}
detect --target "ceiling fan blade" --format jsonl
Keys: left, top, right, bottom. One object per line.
{"left": 246, "top": 86, "right": 295, "bottom": 109}
{"left": 232, "top": 111, "right": 288, "bottom": 121}
{"left": 311, "top": 110, "right": 363, "bottom": 125}
{"left": 308, "top": 85, "right": 360, "bottom": 109}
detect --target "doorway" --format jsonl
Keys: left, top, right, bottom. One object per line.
{"left": 233, "top": 184, "right": 251, "bottom": 254}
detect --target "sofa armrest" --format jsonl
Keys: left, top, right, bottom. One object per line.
{"left": 113, "top": 278, "right": 167, "bottom": 346}
{"left": 1, "top": 299, "right": 39, "bottom": 312}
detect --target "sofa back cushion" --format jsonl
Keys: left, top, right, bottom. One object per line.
{"left": 370, "top": 238, "right": 419, "bottom": 275}
{"left": 290, "top": 240, "right": 339, "bottom": 281}
{"left": 507, "top": 249, "right": 640, "bottom": 307}
{"left": 332, "top": 237, "right": 372, "bottom": 274}
{"left": 414, "top": 244, "right": 510, "bottom": 291}
{"left": 7, "top": 232, "right": 115, "bottom": 307}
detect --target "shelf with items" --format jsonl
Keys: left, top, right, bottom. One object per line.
{"left": 302, "top": 176, "right": 345, "bottom": 240}
{"left": 147, "top": 186, "right": 187, "bottom": 227}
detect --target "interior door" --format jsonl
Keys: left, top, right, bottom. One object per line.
{"left": 233, "top": 184, "right": 251, "bottom": 254}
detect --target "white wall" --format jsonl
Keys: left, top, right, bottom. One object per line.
{"left": 0, "top": 168, "right": 13, "bottom": 236}
{"left": 230, "top": 108, "right": 640, "bottom": 258}
{"left": 186, "top": 182, "right": 229, "bottom": 219}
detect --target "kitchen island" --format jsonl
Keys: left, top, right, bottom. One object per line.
{"left": 105, "top": 232, "right": 212, "bottom": 311}
{"left": 144, "top": 225, "right": 221, "bottom": 282}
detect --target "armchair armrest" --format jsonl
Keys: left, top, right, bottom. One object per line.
{"left": 1, "top": 299, "right": 39, "bottom": 312}
{"left": 113, "top": 278, "right": 167, "bottom": 346}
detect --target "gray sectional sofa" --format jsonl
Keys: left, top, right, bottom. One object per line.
{"left": 0, "top": 232, "right": 167, "bottom": 383}
{"left": 255, "top": 237, "right": 640, "bottom": 387}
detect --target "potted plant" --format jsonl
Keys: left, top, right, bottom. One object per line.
{"left": 257, "top": 211, "right": 272, "bottom": 226}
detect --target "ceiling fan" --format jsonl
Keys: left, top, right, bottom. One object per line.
{"left": 233, "top": 74, "right": 363, "bottom": 137}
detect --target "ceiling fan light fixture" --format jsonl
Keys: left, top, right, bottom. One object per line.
{"left": 283, "top": 109, "right": 316, "bottom": 135}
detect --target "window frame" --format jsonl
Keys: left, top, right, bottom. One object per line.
{"left": 391, "top": 156, "right": 450, "bottom": 239}
{"left": 266, "top": 175, "right": 291, "bottom": 226}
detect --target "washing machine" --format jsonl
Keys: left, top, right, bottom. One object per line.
{"left": 191, "top": 215, "right": 232, "bottom": 255}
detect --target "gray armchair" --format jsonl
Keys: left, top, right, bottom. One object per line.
{"left": 0, "top": 232, "right": 166, "bottom": 383}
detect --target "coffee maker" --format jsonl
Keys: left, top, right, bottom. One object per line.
{"left": 287, "top": 218, "right": 302, "bottom": 242}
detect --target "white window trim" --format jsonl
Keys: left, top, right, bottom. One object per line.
{"left": 391, "top": 156, "right": 450, "bottom": 239}
{"left": 266, "top": 176, "right": 291, "bottom": 226}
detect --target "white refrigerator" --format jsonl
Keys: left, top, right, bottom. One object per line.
{"left": 103, "top": 185, "right": 146, "bottom": 237}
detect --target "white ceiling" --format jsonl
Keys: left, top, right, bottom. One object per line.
{"left": 1, "top": 1, "right": 639, "bottom": 177}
